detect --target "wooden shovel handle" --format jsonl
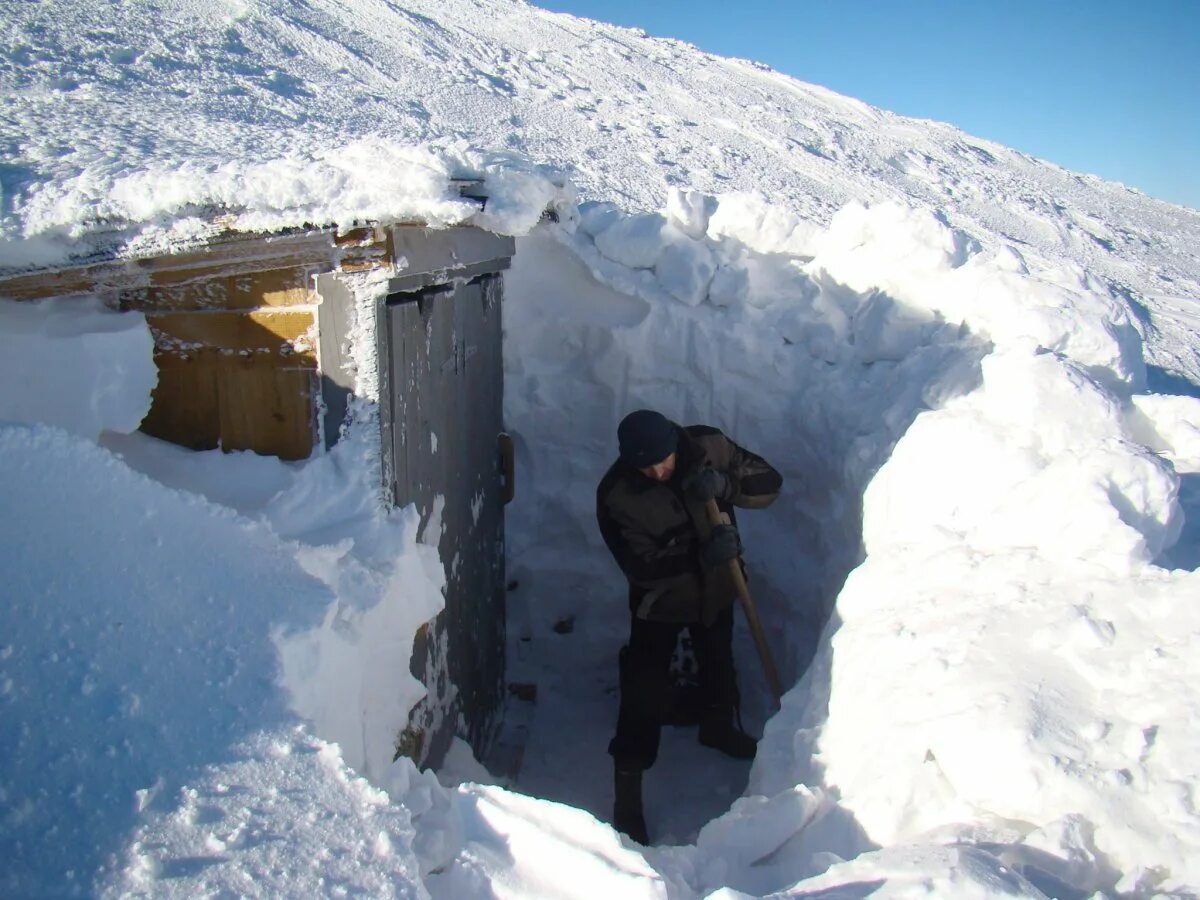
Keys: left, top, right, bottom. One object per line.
{"left": 705, "top": 498, "right": 784, "bottom": 708}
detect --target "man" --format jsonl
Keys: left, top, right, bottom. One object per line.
{"left": 596, "top": 408, "right": 783, "bottom": 845}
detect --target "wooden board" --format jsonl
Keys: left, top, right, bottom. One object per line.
{"left": 141, "top": 306, "right": 319, "bottom": 459}
{"left": 119, "top": 267, "right": 318, "bottom": 313}
{"left": 146, "top": 309, "right": 318, "bottom": 364}
{"left": 139, "top": 360, "right": 221, "bottom": 452}
{"left": 216, "top": 364, "right": 316, "bottom": 460}
{"left": 142, "top": 352, "right": 316, "bottom": 460}
{"left": 0, "top": 229, "right": 341, "bottom": 302}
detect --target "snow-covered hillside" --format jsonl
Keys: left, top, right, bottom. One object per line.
{"left": 2, "top": 0, "right": 1199, "bottom": 897}
{"left": 4, "top": 1, "right": 1198, "bottom": 340}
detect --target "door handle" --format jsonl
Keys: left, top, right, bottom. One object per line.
{"left": 498, "top": 432, "right": 515, "bottom": 505}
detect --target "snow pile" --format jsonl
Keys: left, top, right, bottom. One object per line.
{"left": 0, "top": 295, "right": 156, "bottom": 438}
{"left": 0, "top": 423, "right": 328, "bottom": 893}
{"left": 578, "top": 188, "right": 826, "bottom": 311}
{"left": 0, "top": 403, "right": 678, "bottom": 899}
{"left": 810, "top": 202, "right": 1145, "bottom": 390}
{"left": 0, "top": 418, "right": 457, "bottom": 897}
{"left": 800, "top": 329, "right": 1200, "bottom": 888}
{"left": 101, "top": 729, "right": 429, "bottom": 898}
{"left": 271, "top": 443, "right": 448, "bottom": 784}
{"left": 735, "top": 205, "right": 1200, "bottom": 893}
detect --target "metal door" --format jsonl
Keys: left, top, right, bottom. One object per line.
{"left": 382, "top": 274, "right": 506, "bottom": 767}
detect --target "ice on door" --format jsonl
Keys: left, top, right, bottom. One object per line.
{"left": 382, "top": 275, "right": 506, "bottom": 767}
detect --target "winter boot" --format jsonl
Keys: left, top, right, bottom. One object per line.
{"left": 613, "top": 764, "right": 649, "bottom": 845}
{"left": 698, "top": 716, "right": 757, "bottom": 760}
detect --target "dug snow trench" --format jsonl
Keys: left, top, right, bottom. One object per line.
{"left": 496, "top": 220, "right": 988, "bottom": 848}
{"left": 454, "top": 195, "right": 1200, "bottom": 895}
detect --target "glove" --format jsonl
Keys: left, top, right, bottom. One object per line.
{"left": 700, "top": 524, "right": 742, "bottom": 568}
{"left": 684, "top": 467, "right": 731, "bottom": 503}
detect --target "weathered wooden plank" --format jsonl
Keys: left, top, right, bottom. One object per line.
{"left": 146, "top": 310, "right": 318, "bottom": 365}
{"left": 139, "top": 361, "right": 222, "bottom": 452}
{"left": 140, "top": 306, "right": 318, "bottom": 459}
{"left": 135, "top": 230, "right": 336, "bottom": 275}
{"left": 337, "top": 225, "right": 392, "bottom": 272}
{"left": 119, "top": 267, "right": 318, "bottom": 313}
{"left": 0, "top": 230, "right": 340, "bottom": 302}
{"left": 0, "top": 268, "right": 109, "bottom": 302}
{"left": 216, "top": 364, "right": 315, "bottom": 461}
{"left": 141, "top": 355, "right": 314, "bottom": 459}
{"left": 387, "top": 227, "right": 515, "bottom": 289}
{"left": 0, "top": 224, "right": 510, "bottom": 303}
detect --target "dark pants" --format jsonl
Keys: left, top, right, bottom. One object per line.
{"left": 608, "top": 606, "right": 738, "bottom": 770}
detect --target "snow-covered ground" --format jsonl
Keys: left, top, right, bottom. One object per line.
{"left": 3, "top": 0, "right": 1200, "bottom": 897}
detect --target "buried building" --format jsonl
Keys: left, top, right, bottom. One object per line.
{"left": 0, "top": 200, "right": 522, "bottom": 771}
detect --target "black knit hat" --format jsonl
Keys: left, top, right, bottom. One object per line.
{"left": 618, "top": 409, "right": 678, "bottom": 467}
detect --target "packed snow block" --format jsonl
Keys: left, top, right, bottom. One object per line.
{"left": 712, "top": 245, "right": 822, "bottom": 313}
{"left": 773, "top": 843, "right": 1046, "bottom": 897}
{"left": 654, "top": 228, "right": 717, "bottom": 306}
{"left": 811, "top": 201, "right": 980, "bottom": 288}
{"left": 470, "top": 163, "right": 570, "bottom": 236}
{"left": 981, "top": 349, "right": 1125, "bottom": 457}
{"left": 1127, "top": 394, "right": 1200, "bottom": 470}
{"left": 417, "top": 784, "right": 667, "bottom": 896}
{"left": 849, "top": 292, "right": 940, "bottom": 363}
{"left": 577, "top": 200, "right": 624, "bottom": 238}
{"left": 809, "top": 201, "right": 1145, "bottom": 391}
{"left": 739, "top": 248, "right": 825, "bottom": 314}
{"left": 958, "top": 265, "right": 1146, "bottom": 392}
{"left": 665, "top": 187, "right": 718, "bottom": 240}
{"left": 592, "top": 212, "right": 668, "bottom": 269}
{"left": 822, "top": 542, "right": 1200, "bottom": 892}
{"left": 708, "top": 262, "right": 750, "bottom": 308}
{"left": 862, "top": 347, "right": 1182, "bottom": 565}
{"left": 0, "top": 295, "right": 156, "bottom": 439}
{"left": 707, "top": 191, "right": 820, "bottom": 257}
{"left": 276, "top": 510, "right": 447, "bottom": 784}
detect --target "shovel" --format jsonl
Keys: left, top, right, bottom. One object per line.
{"left": 705, "top": 498, "right": 784, "bottom": 708}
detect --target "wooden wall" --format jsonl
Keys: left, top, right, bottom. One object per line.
{"left": 125, "top": 267, "right": 321, "bottom": 461}
{"left": 0, "top": 224, "right": 473, "bottom": 462}
{"left": 0, "top": 230, "right": 352, "bottom": 460}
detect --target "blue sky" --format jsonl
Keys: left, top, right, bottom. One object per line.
{"left": 534, "top": 0, "right": 1200, "bottom": 211}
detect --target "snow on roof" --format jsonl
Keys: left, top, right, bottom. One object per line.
{"left": 0, "top": 135, "right": 569, "bottom": 274}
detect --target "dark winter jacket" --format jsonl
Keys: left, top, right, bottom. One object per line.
{"left": 596, "top": 424, "right": 782, "bottom": 625}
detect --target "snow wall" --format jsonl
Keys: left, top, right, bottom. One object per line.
{"left": 499, "top": 192, "right": 1200, "bottom": 895}
{"left": 3, "top": 189, "right": 1200, "bottom": 896}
